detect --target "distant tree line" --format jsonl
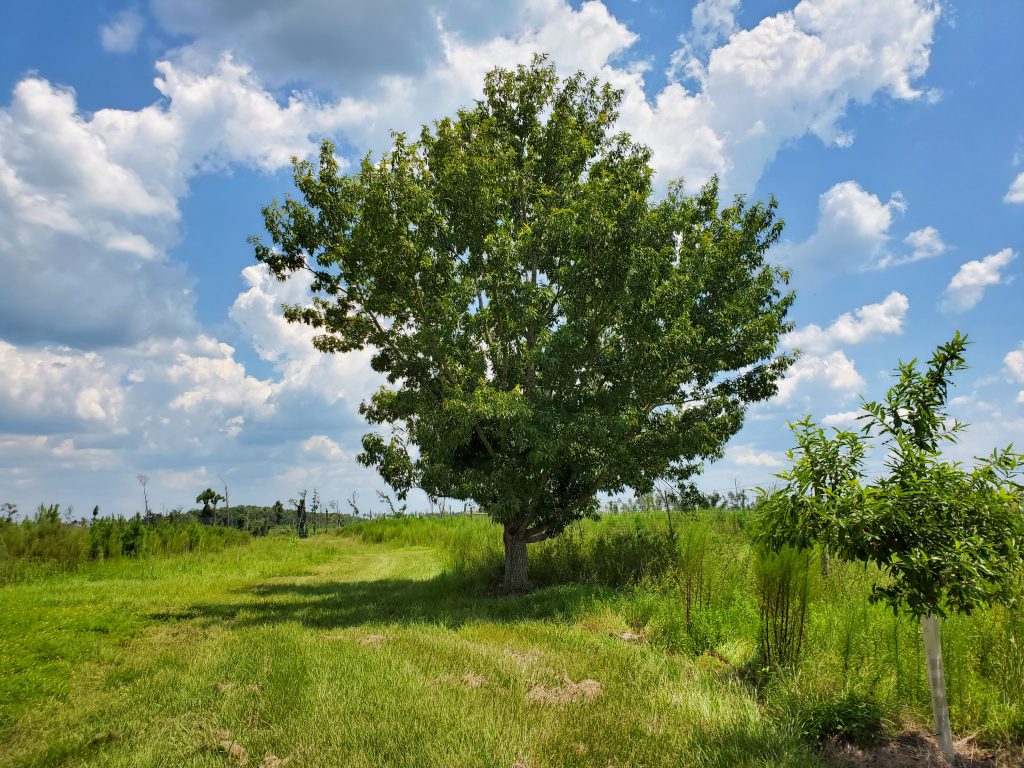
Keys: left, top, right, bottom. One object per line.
{"left": 602, "top": 484, "right": 753, "bottom": 516}
{"left": 0, "top": 503, "right": 249, "bottom": 580}
{"left": 1, "top": 486, "right": 361, "bottom": 542}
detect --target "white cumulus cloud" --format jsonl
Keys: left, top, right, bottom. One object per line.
{"left": 151, "top": 0, "right": 941, "bottom": 194}
{"left": 302, "top": 435, "right": 346, "bottom": 461}
{"left": 1005, "top": 171, "right": 1024, "bottom": 204}
{"left": 100, "top": 9, "right": 144, "bottom": 53}
{"left": 0, "top": 340, "right": 125, "bottom": 430}
{"left": 777, "top": 180, "right": 952, "bottom": 273}
{"left": 167, "top": 339, "right": 274, "bottom": 417}
{"left": 774, "top": 350, "right": 866, "bottom": 405}
{"left": 1005, "top": 344, "right": 1024, "bottom": 404}
{"left": 900, "top": 225, "right": 947, "bottom": 264}
{"left": 821, "top": 410, "right": 862, "bottom": 427}
{"left": 784, "top": 291, "right": 909, "bottom": 353}
{"left": 229, "top": 265, "right": 382, "bottom": 408}
{"left": 940, "top": 248, "right": 1016, "bottom": 313}
{"left": 0, "top": 56, "right": 371, "bottom": 348}
{"left": 730, "top": 444, "right": 784, "bottom": 467}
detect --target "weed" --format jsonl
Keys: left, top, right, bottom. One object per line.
{"left": 790, "top": 691, "right": 884, "bottom": 748}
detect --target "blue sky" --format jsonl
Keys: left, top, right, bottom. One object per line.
{"left": 0, "top": 0, "right": 1021, "bottom": 517}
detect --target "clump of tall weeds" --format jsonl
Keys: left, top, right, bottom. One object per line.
{"left": 755, "top": 544, "right": 813, "bottom": 671}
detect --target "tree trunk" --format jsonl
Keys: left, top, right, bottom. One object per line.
{"left": 921, "top": 614, "right": 955, "bottom": 761}
{"left": 297, "top": 499, "right": 308, "bottom": 539}
{"left": 503, "top": 526, "right": 529, "bottom": 592}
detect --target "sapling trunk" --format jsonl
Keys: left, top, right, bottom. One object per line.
{"left": 921, "top": 614, "right": 954, "bottom": 761}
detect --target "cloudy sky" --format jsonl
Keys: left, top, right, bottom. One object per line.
{"left": 0, "top": 0, "right": 1021, "bottom": 517}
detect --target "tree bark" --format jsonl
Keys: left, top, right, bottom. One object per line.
{"left": 921, "top": 614, "right": 954, "bottom": 761}
{"left": 503, "top": 526, "right": 529, "bottom": 592}
{"left": 296, "top": 499, "right": 308, "bottom": 539}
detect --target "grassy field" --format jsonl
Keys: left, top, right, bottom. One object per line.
{"left": 2, "top": 515, "right": 1022, "bottom": 767}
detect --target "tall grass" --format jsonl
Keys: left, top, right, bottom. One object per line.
{"left": 0, "top": 510, "right": 249, "bottom": 582}
{"left": 344, "top": 511, "right": 1024, "bottom": 749}
{"left": 754, "top": 545, "right": 813, "bottom": 670}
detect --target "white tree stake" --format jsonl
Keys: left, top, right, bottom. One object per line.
{"left": 921, "top": 614, "right": 955, "bottom": 761}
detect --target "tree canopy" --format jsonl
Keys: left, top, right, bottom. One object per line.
{"left": 756, "top": 333, "right": 1024, "bottom": 757}
{"left": 252, "top": 56, "right": 795, "bottom": 589}
{"left": 195, "top": 488, "right": 224, "bottom": 516}
{"left": 759, "top": 333, "right": 1024, "bottom": 618}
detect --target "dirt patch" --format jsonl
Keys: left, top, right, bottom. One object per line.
{"left": 505, "top": 648, "right": 542, "bottom": 664}
{"left": 86, "top": 730, "right": 121, "bottom": 746}
{"left": 821, "top": 728, "right": 1005, "bottom": 767}
{"left": 526, "top": 676, "right": 603, "bottom": 704}
{"left": 216, "top": 682, "right": 235, "bottom": 693}
{"left": 358, "top": 634, "right": 386, "bottom": 646}
{"left": 213, "top": 730, "right": 249, "bottom": 765}
{"left": 615, "top": 631, "right": 644, "bottom": 643}
{"left": 462, "top": 672, "right": 487, "bottom": 688}
{"left": 260, "top": 756, "right": 292, "bottom": 768}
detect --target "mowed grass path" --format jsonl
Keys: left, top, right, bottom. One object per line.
{"left": 1, "top": 536, "right": 822, "bottom": 767}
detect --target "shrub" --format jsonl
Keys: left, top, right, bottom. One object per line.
{"left": 791, "top": 691, "right": 883, "bottom": 748}
{"left": 0, "top": 507, "right": 89, "bottom": 577}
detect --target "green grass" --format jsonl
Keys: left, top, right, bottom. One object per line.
{"left": 1, "top": 529, "right": 825, "bottom": 767}
{"left": 0, "top": 516, "right": 249, "bottom": 583}
{"left": 342, "top": 512, "right": 1024, "bottom": 748}
{"left": 2, "top": 514, "right": 1022, "bottom": 766}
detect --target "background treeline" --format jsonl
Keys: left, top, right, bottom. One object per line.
{"left": 179, "top": 499, "right": 357, "bottom": 536}
{"left": 0, "top": 503, "right": 251, "bottom": 582}
{"left": 0, "top": 484, "right": 745, "bottom": 585}
{"left": 0, "top": 497, "right": 340, "bottom": 582}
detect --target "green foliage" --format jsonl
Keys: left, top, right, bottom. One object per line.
{"left": 754, "top": 545, "right": 813, "bottom": 670}
{"left": 191, "top": 501, "right": 354, "bottom": 535}
{"left": 788, "top": 691, "right": 883, "bottom": 748}
{"left": 0, "top": 513, "right": 249, "bottom": 582}
{"left": 757, "top": 416, "right": 864, "bottom": 558}
{"left": 252, "top": 55, "right": 795, "bottom": 587}
{"left": 87, "top": 517, "right": 248, "bottom": 560}
{"left": 759, "top": 333, "right": 1024, "bottom": 619}
{"left": 0, "top": 506, "right": 89, "bottom": 577}
{"left": 196, "top": 487, "right": 225, "bottom": 511}
{"left": 536, "top": 519, "right": 681, "bottom": 587}
{"left": 849, "top": 333, "right": 1024, "bottom": 617}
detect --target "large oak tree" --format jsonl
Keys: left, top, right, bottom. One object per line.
{"left": 252, "top": 57, "right": 795, "bottom": 590}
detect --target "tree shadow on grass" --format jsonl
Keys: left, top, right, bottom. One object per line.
{"left": 167, "top": 573, "right": 611, "bottom": 632}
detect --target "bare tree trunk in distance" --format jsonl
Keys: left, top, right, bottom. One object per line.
{"left": 218, "top": 474, "right": 230, "bottom": 511}
{"left": 136, "top": 474, "right": 150, "bottom": 517}
{"left": 296, "top": 498, "right": 308, "bottom": 539}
